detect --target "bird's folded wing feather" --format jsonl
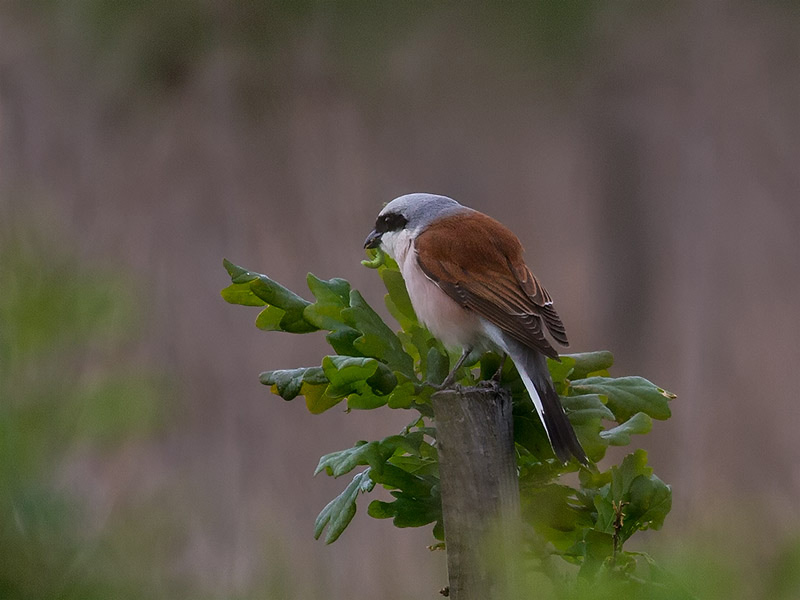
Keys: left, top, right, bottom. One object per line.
{"left": 414, "top": 211, "right": 568, "bottom": 359}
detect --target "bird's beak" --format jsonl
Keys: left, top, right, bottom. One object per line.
{"left": 364, "top": 229, "right": 382, "bottom": 249}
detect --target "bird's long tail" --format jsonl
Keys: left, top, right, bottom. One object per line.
{"left": 506, "top": 339, "right": 588, "bottom": 465}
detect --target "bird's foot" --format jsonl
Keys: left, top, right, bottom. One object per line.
{"left": 430, "top": 379, "right": 464, "bottom": 393}
{"left": 433, "top": 349, "right": 472, "bottom": 391}
{"left": 490, "top": 354, "right": 508, "bottom": 383}
{"left": 476, "top": 378, "right": 501, "bottom": 393}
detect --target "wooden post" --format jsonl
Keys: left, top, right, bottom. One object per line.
{"left": 432, "top": 385, "right": 521, "bottom": 599}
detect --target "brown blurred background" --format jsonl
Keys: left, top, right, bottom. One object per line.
{"left": 1, "top": 2, "right": 799, "bottom": 599}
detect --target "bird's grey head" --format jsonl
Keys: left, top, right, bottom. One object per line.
{"left": 364, "top": 193, "right": 466, "bottom": 251}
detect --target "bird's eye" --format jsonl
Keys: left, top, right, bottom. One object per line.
{"left": 375, "top": 212, "right": 408, "bottom": 234}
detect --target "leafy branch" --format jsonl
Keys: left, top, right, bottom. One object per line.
{"left": 221, "top": 251, "right": 681, "bottom": 596}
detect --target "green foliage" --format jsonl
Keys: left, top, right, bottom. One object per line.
{"left": 222, "top": 250, "right": 680, "bottom": 595}
{"left": 313, "top": 470, "right": 375, "bottom": 544}
{"left": 571, "top": 376, "right": 675, "bottom": 422}
{"left": 0, "top": 227, "right": 173, "bottom": 599}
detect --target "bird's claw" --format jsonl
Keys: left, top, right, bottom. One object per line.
{"left": 429, "top": 380, "right": 464, "bottom": 393}
{"left": 476, "top": 379, "right": 501, "bottom": 393}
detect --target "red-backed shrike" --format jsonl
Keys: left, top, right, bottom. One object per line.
{"left": 365, "top": 193, "right": 587, "bottom": 465}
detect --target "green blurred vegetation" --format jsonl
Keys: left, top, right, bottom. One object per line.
{"left": 0, "top": 221, "right": 179, "bottom": 599}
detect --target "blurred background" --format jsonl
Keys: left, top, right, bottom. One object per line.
{"left": 1, "top": 2, "right": 799, "bottom": 599}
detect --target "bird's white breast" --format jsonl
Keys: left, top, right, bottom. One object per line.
{"left": 381, "top": 229, "right": 485, "bottom": 350}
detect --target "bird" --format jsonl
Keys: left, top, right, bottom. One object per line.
{"left": 364, "top": 193, "right": 587, "bottom": 465}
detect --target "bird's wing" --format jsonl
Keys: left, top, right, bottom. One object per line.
{"left": 414, "top": 211, "right": 568, "bottom": 359}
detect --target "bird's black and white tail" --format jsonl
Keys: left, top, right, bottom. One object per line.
{"left": 505, "top": 338, "right": 588, "bottom": 465}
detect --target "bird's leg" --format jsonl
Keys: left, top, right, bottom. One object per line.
{"left": 491, "top": 353, "right": 507, "bottom": 382}
{"left": 476, "top": 353, "right": 506, "bottom": 392}
{"left": 439, "top": 348, "right": 471, "bottom": 389}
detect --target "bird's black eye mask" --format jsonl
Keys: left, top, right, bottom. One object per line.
{"left": 374, "top": 212, "right": 408, "bottom": 234}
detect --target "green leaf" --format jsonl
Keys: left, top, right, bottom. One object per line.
{"left": 425, "top": 345, "right": 450, "bottom": 385}
{"left": 514, "top": 413, "right": 556, "bottom": 460}
{"left": 564, "top": 350, "right": 615, "bottom": 379}
{"left": 260, "top": 367, "right": 327, "bottom": 401}
{"left": 366, "top": 499, "right": 395, "bottom": 519}
{"left": 220, "top": 282, "right": 267, "bottom": 307}
{"left": 255, "top": 305, "right": 287, "bottom": 331}
{"left": 561, "top": 394, "right": 615, "bottom": 423}
{"left": 243, "top": 274, "right": 308, "bottom": 311}
{"left": 578, "top": 464, "right": 612, "bottom": 492}
{"left": 600, "top": 412, "right": 653, "bottom": 446}
{"left": 315, "top": 432, "right": 425, "bottom": 478}
{"left": 612, "top": 449, "right": 652, "bottom": 499}
{"left": 521, "top": 483, "right": 591, "bottom": 550}
{"left": 325, "top": 326, "right": 365, "bottom": 357}
{"left": 366, "top": 363, "right": 399, "bottom": 396}
{"left": 396, "top": 324, "right": 425, "bottom": 366}
{"left": 317, "top": 440, "right": 377, "bottom": 478}
{"left": 380, "top": 266, "right": 418, "bottom": 330}
{"left": 517, "top": 446, "right": 565, "bottom": 483}
{"left": 548, "top": 355, "right": 576, "bottom": 383}
{"left": 561, "top": 393, "right": 615, "bottom": 462}
{"left": 303, "top": 274, "right": 351, "bottom": 330}
{"left": 342, "top": 291, "right": 415, "bottom": 376}
{"left": 387, "top": 453, "right": 439, "bottom": 477}
{"left": 571, "top": 376, "right": 675, "bottom": 422}
{"left": 314, "top": 469, "right": 375, "bottom": 544}
{"left": 222, "top": 259, "right": 317, "bottom": 333}
{"left": 369, "top": 463, "right": 436, "bottom": 497}
{"left": 322, "top": 355, "right": 382, "bottom": 397}
{"left": 594, "top": 450, "right": 672, "bottom": 543}
{"left": 386, "top": 378, "right": 419, "bottom": 409}
{"left": 479, "top": 352, "right": 503, "bottom": 381}
{"left": 320, "top": 355, "right": 398, "bottom": 410}
{"left": 345, "top": 390, "right": 389, "bottom": 410}
{"left": 261, "top": 358, "right": 400, "bottom": 413}
{"left": 222, "top": 258, "right": 250, "bottom": 280}
{"left": 592, "top": 493, "right": 617, "bottom": 536}
{"left": 628, "top": 473, "right": 672, "bottom": 532}
{"left": 367, "top": 489, "right": 441, "bottom": 529}
{"left": 309, "top": 274, "right": 351, "bottom": 306}
{"left": 302, "top": 382, "right": 344, "bottom": 414}
{"left": 579, "top": 529, "right": 615, "bottom": 579}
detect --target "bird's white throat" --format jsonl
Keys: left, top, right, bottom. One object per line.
{"left": 378, "top": 229, "right": 413, "bottom": 267}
